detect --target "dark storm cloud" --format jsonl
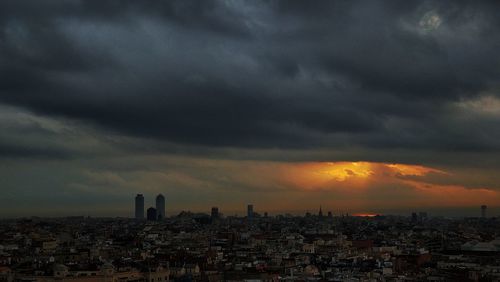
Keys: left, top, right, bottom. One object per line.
{"left": 0, "top": 142, "right": 71, "bottom": 159}
{"left": 1, "top": 0, "right": 500, "bottom": 154}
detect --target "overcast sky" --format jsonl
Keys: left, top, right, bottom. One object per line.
{"left": 1, "top": 0, "right": 499, "bottom": 217}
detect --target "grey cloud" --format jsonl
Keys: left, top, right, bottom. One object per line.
{"left": 0, "top": 0, "right": 499, "bottom": 156}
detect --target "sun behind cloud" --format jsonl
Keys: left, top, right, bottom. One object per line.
{"left": 281, "top": 162, "right": 375, "bottom": 190}
{"left": 316, "top": 162, "right": 374, "bottom": 181}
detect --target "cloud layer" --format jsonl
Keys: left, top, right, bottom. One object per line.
{"left": 0, "top": 1, "right": 499, "bottom": 216}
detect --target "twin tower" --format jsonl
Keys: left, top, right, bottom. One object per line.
{"left": 135, "top": 194, "right": 165, "bottom": 220}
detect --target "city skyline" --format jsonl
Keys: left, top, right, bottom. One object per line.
{"left": 0, "top": 191, "right": 494, "bottom": 221}
{"left": 1, "top": 1, "right": 500, "bottom": 217}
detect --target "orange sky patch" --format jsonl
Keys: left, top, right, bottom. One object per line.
{"left": 402, "top": 179, "right": 500, "bottom": 206}
{"left": 281, "top": 162, "right": 374, "bottom": 189}
{"left": 276, "top": 161, "right": 498, "bottom": 208}
{"left": 386, "top": 163, "right": 447, "bottom": 176}
{"left": 352, "top": 213, "right": 380, "bottom": 217}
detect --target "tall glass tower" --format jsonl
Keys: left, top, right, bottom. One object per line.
{"left": 135, "top": 194, "right": 144, "bottom": 219}
{"left": 156, "top": 194, "right": 165, "bottom": 220}
{"left": 247, "top": 204, "right": 253, "bottom": 220}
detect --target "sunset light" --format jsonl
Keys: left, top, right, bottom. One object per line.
{"left": 283, "top": 161, "right": 443, "bottom": 189}
{"left": 320, "top": 162, "right": 374, "bottom": 181}
{"left": 386, "top": 164, "right": 447, "bottom": 176}
{"left": 352, "top": 213, "right": 380, "bottom": 217}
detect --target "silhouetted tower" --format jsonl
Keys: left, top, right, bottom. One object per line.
{"left": 156, "top": 194, "right": 165, "bottom": 220}
{"left": 147, "top": 207, "right": 157, "bottom": 221}
{"left": 135, "top": 194, "right": 144, "bottom": 219}
{"left": 247, "top": 204, "right": 254, "bottom": 220}
{"left": 411, "top": 212, "right": 418, "bottom": 222}
{"left": 481, "top": 205, "right": 487, "bottom": 218}
{"left": 211, "top": 207, "right": 219, "bottom": 219}
{"left": 318, "top": 206, "right": 323, "bottom": 218}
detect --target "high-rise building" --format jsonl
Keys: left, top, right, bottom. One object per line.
{"left": 318, "top": 206, "right": 323, "bottom": 218}
{"left": 481, "top": 205, "right": 487, "bottom": 218}
{"left": 147, "top": 207, "right": 157, "bottom": 221}
{"left": 247, "top": 204, "right": 253, "bottom": 220}
{"left": 135, "top": 194, "right": 144, "bottom": 219}
{"left": 156, "top": 194, "right": 165, "bottom": 220}
{"left": 411, "top": 212, "right": 418, "bottom": 222}
{"left": 211, "top": 207, "right": 219, "bottom": 219}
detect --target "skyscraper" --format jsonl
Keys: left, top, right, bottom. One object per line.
{"left": 135, "top": 194, "right": 144, "bottom": 219}
{"left": 156, "top": 194, "right": 165, "bottom": 220}
{"left": 147, "top": 207, "right": 157, "bottom": 221}
{"left": 247, "top": 204, "right": 253, "bottom": 220}
{"left": 211, "top": 207, "right": 219, "bottom": 219}
{"left": 481, "top": 205, "right": 487, "bottom": 218}
{"left": 411, "top": 212, "right": 418, "bottom": 222}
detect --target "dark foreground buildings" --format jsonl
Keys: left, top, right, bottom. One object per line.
{"left": 1, "top": 212, "right": 499, "bottom": 281}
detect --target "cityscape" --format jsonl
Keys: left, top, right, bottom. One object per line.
{"left": 0, "top": 196, "right": 499, "bottom": 281}
{"left": 2, "top": 0, "right": 500, "bottom": 281}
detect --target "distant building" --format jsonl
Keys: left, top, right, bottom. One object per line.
{"left": 481, "top": 205, "right": 487, "bottom": 218}
{"left": 135, "top": 194, "right": 144, "bottom": 219}
{"left": 247, "top": 204, "right": 253, "bottom": 220}
{"left": 156, "top": 194, "right": 165, "bottom": 220}
{"left": 411, "top": 212, "right": 418, "bottom": 222}
{"left": 318, "top": 206, "right": 323, "bottom": 218}
{"left": 147, "top": 207, "right": 157, "bottom": 221}
{"left": 211, "top": 207, "right": 219, "bottom": 219}
{"left": 327, "top": 211, "right": 333, "bottom": 218}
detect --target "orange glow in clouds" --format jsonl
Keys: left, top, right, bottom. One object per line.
{"left": 279, "top": 161, "right": 499, "bottom": 207}
{"left": 283, "top": 162, "right": 374, "bottom": 189}
{"left": 286, "top": 161, "right": 445, "bottom": 187}
{"left": 386, "top": 163, "right": 447, "bottom": 176}
{"left": 313, "top": 162, "right": 374, "bottom": 181}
